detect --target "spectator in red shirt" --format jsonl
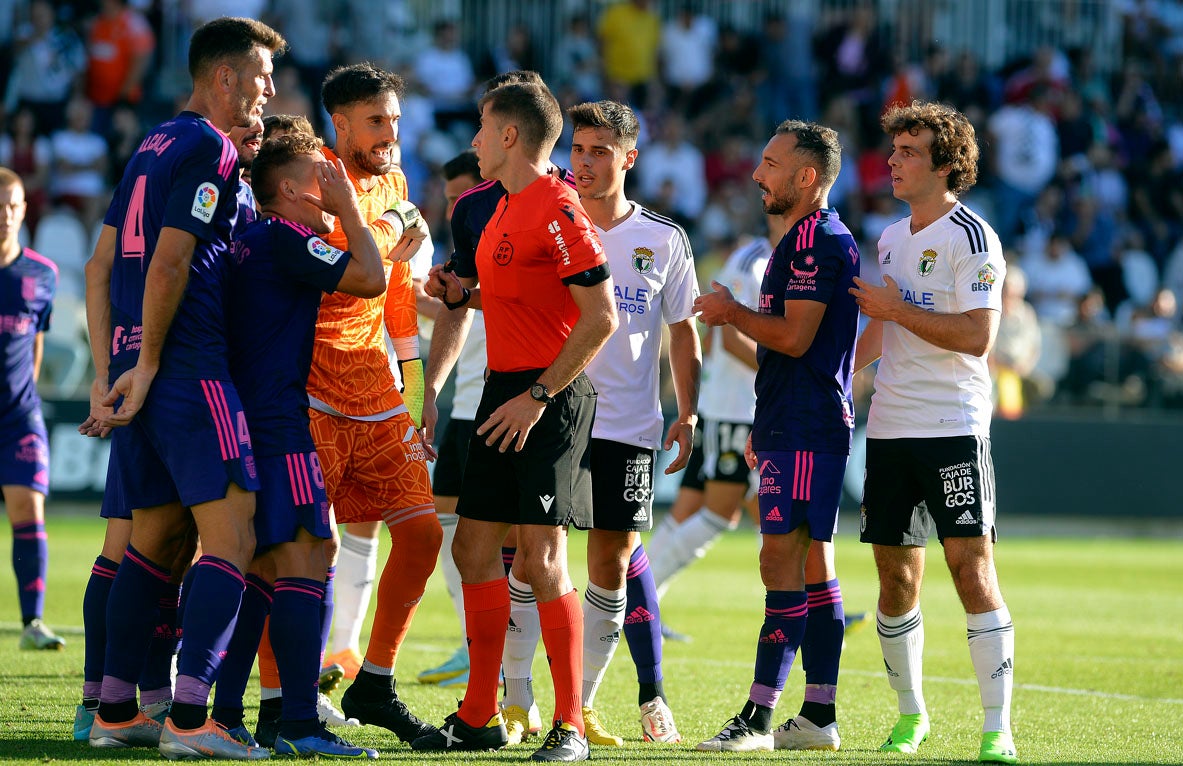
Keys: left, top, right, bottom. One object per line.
{"left": 85, "top": 0, "right": 155, "bottom": 132}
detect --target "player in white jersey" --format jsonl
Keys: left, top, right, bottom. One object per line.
{"left": 498, "top": 99, "right": 700, "bottom": 749}
{"left": 850, "top": 101, "right": 1016, "bottom": 765}
{"left": 648, "top": 223, "right": 776, "bottom": 604}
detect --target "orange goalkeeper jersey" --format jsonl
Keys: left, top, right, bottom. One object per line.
{"left": 307, "top": 148, "right": 417, "bottom": 416}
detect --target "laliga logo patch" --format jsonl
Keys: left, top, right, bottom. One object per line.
{"left": 191, "top": 182, "right": 219, "bottom": 223}
{"left": 918, "top": 248, "right": 938, "bottom": 276}
{"left": 494, "top": 240, "right": 514, "bottom": 266}
{"left": 307, "top": 237, "right": 343, "bottom": 265}
{"left": 631, "top": 246, "right": 655, "bottom": 274}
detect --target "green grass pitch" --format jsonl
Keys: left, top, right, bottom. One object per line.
{"left": 1, "top": 512, "right": 1180, "bottom": 764}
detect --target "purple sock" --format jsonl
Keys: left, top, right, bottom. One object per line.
{"left": 212, "top": 574, "right": 272, "bottom": 718}
{"left": 271, "top": 578, "right": 326, "bottom": 724}
{"left": 749, "top": 590, "right": 807, "bottom": 710}
{"left": 101, "top": 546, "right": 171, "bottom": 707}
{"left": 802, "top": 579, "right": 844, "bottom": 698}
{"left": 138, "top": 582, "right": 181, "bottom": 698}
{"left": 82, "top": 555, "right": 119, "bottom": 699}
{"left": 174, "top": 556, "right": 245, "bottom": 707}
{"left": 319, "top": 566, "right": 335, "bottom": 660}
{"left": 12, "top": 521, "right": 47, "bottom": 624}
{"left": 623, "top": 544, "right": 664, "bottom": 689}
{"left": 501, "top": 546, "right": 516, "bottom": 576}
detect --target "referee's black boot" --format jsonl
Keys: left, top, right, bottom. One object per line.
{"left": 340, "top": 673, "right": 436, "bottom": 742}
{"left": 531, "top": 720, "right": 590, "bottom": 762}
{"left": 411, "top": 710, "right": 509, "bottom": 751}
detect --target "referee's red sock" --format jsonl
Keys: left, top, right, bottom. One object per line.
{"left": 457, "top": 578, "right": 510, "bottom": 729}
{"left": 538, "top": 589, "right": 584, "bottom": 736}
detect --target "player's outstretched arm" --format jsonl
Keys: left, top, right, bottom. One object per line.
{"left": 101, "top": 226, "right": 197, "bottom": 427}
{"left": 81, "top": 225, "right": 116, "bottom": 437}
{"left": 854, "top": 318, "right": 884, "bottom": 372}
{"left": 663, "top": 318, "right": 701, "bottom": 475}
{"left": 721, "top": 324, "right": 758, "bottom": 370}
{"left": 694, "top": 280, "right": 827, "bottom": 358}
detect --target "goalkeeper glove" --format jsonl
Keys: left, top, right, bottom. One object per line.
{"left": 398, "top": 357, "right": 425, "bottom": 427}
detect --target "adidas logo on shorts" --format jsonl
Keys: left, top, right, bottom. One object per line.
{"left": 764, "top": 506, "right": 784, "bottom": 522}
{"left": 632, "top": 509, "right": 648, "bottom": 522}
{"left": 955, "top": 509, "right": 976, "bottom": 525}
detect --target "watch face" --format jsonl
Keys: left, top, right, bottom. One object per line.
{"left": 532, "top": 384, "right": 549, "bottom": 402}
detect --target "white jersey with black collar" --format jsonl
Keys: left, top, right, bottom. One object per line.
{"left": 869, "top": 202, "right": 1005, "bottom": 439}
{"left": 585, "top": 203, "right": 698, "bottom": 449}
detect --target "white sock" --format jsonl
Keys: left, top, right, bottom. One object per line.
{"left": 436, "top": 513, "right": 466, "bottom": 638}
{"left": 331, "top": 531, "right": 378, "bottom": 655}
{"left": 652, "top": 508, "right": 732, "bottom": 599}
{"left": 581, "top": 582, "right": 626, "bottom": 707}
{"left": 967, "top": 605, "right": 1014, "bottom": 733}
{"left": 877, "top": 606, "right": 926, "bottom": 716}
{"left": 503, "top": 572, "right": 539, "bottom": 710}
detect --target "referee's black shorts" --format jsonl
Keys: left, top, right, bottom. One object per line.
{"left": 457, "top": 369, "right": 596, "bottom": 529}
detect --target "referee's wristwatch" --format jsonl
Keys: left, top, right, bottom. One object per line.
{"left": 530, "top": 383, "right": 555, "bottom": 405}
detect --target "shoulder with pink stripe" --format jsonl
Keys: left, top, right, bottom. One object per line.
{"left": 455, "top": 178, "right": 499, "bottom": 204}
{"left": 275, "top": 217, "right": 316, "bottom": 238}
{"left": 21, "top": 247, "right": 58, "bottom": 275}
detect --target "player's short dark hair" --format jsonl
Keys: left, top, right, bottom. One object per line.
{"left": 482, "top": 69, "right": 544, "bottom": 96}
{"left": 251, "top": 133, "right": 324, "bottom": 205}
{"left": 567, "top": 100, "right": 639, "bottom": 151}
{"left": 0, "top": 166, "right": 23, "bottom": 191}
{"left": 477, "top": 82, "right": 562, "bottom": 158}
{"left": 881, "top": 100, "right": 980, "bottom": 195}
{"left": 322, "top": 63, "right": 405, "bottom": 115}
{"left": 262, "top": 113, "right": 314, "bottom": 141}
{"left": 188, "top": 17, "right": 286, "bottom": 81}
{"left": 443, "top": 150, "right": 481, "bottom": 182}
{"left": 774, "top": 120, "right": 842, "bottom": 189}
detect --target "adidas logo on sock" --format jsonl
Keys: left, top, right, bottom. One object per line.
{"left": 955, "top": 509, "right": 976, "bottom": 525}
{"left": 764, "top": 506, "right": 784, "bottom": 522}
{"left": 884, "top": 659, "right": 900, "bottom": 678}
{"left": 625, "top": 607, "right": 654, "bottom": 624}
{"left": 991, "top": 657, "right": 1013, "bottom": 679}
{"left": 508, "top": 619, "right": 521, "bottom": 633}
{"left": 760, "top": 628, "right": 790, "bottom": 644}
{"left": 632, "top": 508, "right": 648, "bottom": 522}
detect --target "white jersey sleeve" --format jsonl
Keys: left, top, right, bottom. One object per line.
{"left": 660, "top": 223, "right": 699, "bottom": 323}
{"left": 868, "top": 203, "right": 1005, "bottom": 439}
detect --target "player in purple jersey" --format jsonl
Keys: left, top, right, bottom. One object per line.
{"left": 694, "top": 121, "right": 860, "bottom": 753}
{"left": 72, "top": 110, "right": 272, "bottom": 745}
{"left": 218, "top": 134, "right": 384, "bottom": 758}
{"left": 81, "top": 16, "right": 285, "bottom": 761}
{"left": 0, "top": 167, "right": 64, "bottom": 652}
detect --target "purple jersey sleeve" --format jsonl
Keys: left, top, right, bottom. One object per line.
{"left": 270, "top": 218, "right": 351, "bottom": 293}
{"left": 161, "top": 128, "right": 239, "bottom": 242}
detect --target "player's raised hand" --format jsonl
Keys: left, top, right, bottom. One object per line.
{"left": 693, "top": 281, "right": 737, "bottom": 327}
{"left": 304, "top": 157, "right": 357, "bottom": 217}
{"left": 79, "top": 377, "right": 114, "bottom": 438}
{"left": 663, "top": 416, "right": 696, "bottom": 475}
{"left": 426, "top": 263, "right": 465, "bottom": 304}
{"left": 100, "top": 365, "right": 157, "bottom": 428}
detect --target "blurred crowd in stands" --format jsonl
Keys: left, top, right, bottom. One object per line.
{"left": 7, "top": 0, "right": 1183, "bottom": 413}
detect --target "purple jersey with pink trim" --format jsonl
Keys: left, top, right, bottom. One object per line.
{"left": 0, "top": 248, "right": 56, "bottom": 427}
{"left": 104, "top": 111, "right": 240, "bottom": 382}
{"left": 227, "top": 216, "right": 351, "bottom": 456}
{"left": 753, "top": 208, "right": 859, "bottom": 455}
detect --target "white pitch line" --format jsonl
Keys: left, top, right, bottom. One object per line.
{"left": 662, "top": 656, "right": 1183, "bottom": 705}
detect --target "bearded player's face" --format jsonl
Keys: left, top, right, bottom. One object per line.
{"left": 337, "top": 94, "right": 400, "bottom": 177}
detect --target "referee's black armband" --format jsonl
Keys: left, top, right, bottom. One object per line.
{"left": 562, "top": 263, "right": 611, "bottom": 287}
{"left": 444, "top": 287, "right": 472, "bottom": 310}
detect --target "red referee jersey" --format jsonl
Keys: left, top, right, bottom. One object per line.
{"left": 477, "top": 174, "right": 606, "bottom": 372}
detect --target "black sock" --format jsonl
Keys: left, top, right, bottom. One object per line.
{"left": 258, "top": 697, "right": 282, "bottom": 722}
{"left": 349, "top": 669, "right": 394, "bottom": 702}
{"left": 98, "top": 699, "right": 138, "bottom": 724}
{"left": 169, "top": 701, "right": 208, "bottom": 730}
{"left": 798, "top": 701, "right": 835, "bottom": 727}
{"left": 211, "top": 705, "right": 244, "bottom": 730}
{"left": 739, "top": 700, "right": 773, "bottom": 734}
{"left": 279, "top": 716, "right": 322, "bottom": 740}
{"left": 638, "top": 681, "right": 665, "bottom": 707}
{"left": 82, "top": 697, "right": 99, "bottom": 711}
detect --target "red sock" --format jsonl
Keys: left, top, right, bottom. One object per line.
{"left": 363, "top": 513, "right": 442, "bottom": 669}
{"left": 457, "top": 577, "right": 510, "bottom": 728}
{"left": 538, "top": 589, "right": 583, "bottom": 735}
{"left": 257, "top": 616, "right": 281, "bottom": 689}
